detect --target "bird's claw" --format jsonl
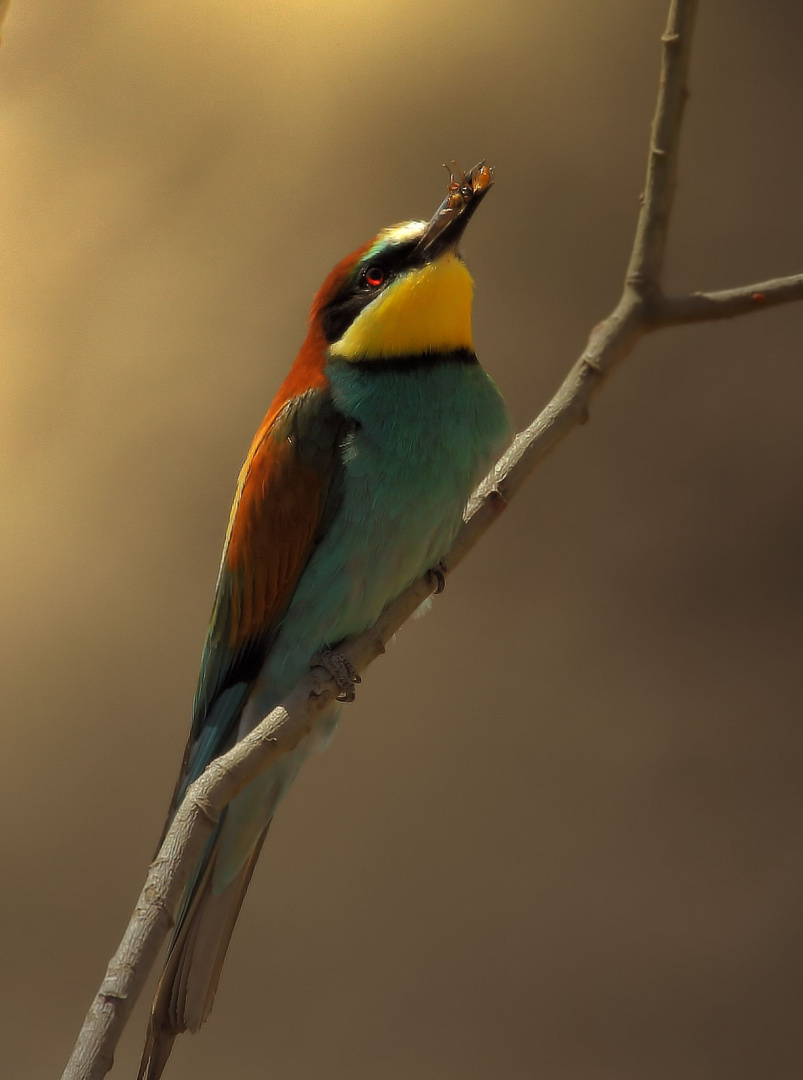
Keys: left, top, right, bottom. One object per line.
{"left": 311, "top": 649, "right": 361, "bottom": 702}
{"left": 428, "top": 561, "right": 447, "bottom": 595}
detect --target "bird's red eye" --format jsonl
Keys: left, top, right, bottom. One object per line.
{"left": 365, "top": 266, "right": 385, "bottom": 287}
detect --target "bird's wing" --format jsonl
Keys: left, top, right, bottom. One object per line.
{"left": 166, "top": 385, "right": 348, "bottom": 821}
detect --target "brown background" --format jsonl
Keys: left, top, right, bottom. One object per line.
{"left": 2, "top": 2, "right": 803, "bottom": 1077}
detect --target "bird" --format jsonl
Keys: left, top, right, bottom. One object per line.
{"left": 138, "top": 162, "right": 511, "bottom": 1079}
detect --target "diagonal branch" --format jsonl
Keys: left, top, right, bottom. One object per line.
{"left": 61, "top": 1, "right": 803, "bottom": 1077}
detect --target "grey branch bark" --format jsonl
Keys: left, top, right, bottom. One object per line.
{"left": 627, "top": 0, "right": 697, "bottom": 293}
{"left": 62, "top": 1, "right": 803, "bottom": 1077}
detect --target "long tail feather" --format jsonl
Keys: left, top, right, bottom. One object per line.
{"left": 137, "top": 830, "right": 268, "bottom": 1080}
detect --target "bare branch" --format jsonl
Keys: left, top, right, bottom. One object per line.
{"left": 62, "top": 2, "right": 803, "bottom": 1077}
{"left": 627, "top": 0, "right": 698, "bottom": 295}
{"left": 658, "top": 274, "right": 803, "bottom": 324}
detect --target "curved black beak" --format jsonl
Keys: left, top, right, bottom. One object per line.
{"left": 413, "top": 161, "right": 494, "bottom": 261}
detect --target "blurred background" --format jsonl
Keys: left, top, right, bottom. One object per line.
{"left": 2, "top": 1, "right": 803, "bottom": 1077}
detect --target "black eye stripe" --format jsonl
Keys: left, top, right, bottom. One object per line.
{"left": 321, "top": 236, "right": 423, "bottom": 344}
{"left": 355, "top": 238, "right": 420, "bottom": 289}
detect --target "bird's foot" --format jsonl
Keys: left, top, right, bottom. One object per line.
{"left": 428, "top": 560, "right": 448, "bottom": 595}
{"left": 311, "top": 649, "right": 361, "bottom": 703}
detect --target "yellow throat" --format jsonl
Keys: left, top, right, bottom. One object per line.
{"left": 330, "top": 253, "right": 474, "bottom": 361}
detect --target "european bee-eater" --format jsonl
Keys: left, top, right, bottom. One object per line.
{"left": 138, "top": 163, "right": 511, "bottom": 1079}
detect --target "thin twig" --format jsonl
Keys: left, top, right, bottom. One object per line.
{"left": 657, "top": 274, "right": 803, "bottom": 324}
{"left": 627, "top": 0, "right": 698, "bottom": 296}
{"left": 62, "top": 1, "right": 803, "bottom": 1076}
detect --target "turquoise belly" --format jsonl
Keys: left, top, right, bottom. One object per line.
{"left": 215, "top": 357, "right": 510, "bottom": 887}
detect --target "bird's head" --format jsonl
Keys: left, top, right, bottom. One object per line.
{"left": 310, "top": 162, "right": 494, "bottom": 363}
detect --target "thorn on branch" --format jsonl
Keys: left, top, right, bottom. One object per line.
{"left": 485, "top": 486, "right": 509, "bottom": 511}
{"left": 661, "top": 32, "right": 680, "bottom": 45}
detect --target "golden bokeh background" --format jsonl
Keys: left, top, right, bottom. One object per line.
{"left": 2, "top": 2, "right": 803, "bottom": 1077}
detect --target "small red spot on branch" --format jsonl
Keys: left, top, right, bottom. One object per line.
{"left": 751, "top": 292, "right": 766, "bottom": 303}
